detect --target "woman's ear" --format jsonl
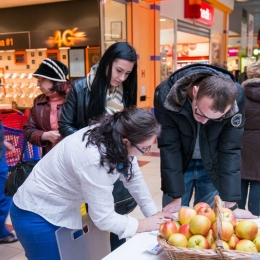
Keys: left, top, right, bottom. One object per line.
{"left": 122, "top": 138, "right": 129, "bottom": 145}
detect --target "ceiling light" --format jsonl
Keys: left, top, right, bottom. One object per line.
{"left": 160, "top": 18, "right": 166, "bottom": 22}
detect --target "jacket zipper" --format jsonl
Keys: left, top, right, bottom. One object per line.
{"left": 114, "top": 197, "right": 133, "bottom": 206}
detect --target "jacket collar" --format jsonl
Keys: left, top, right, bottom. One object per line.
{"left": 164, "top": 66, "right": 239, "bottom": 119}
{"left": 35, "top": 94, "right": 49, "bottom": 105}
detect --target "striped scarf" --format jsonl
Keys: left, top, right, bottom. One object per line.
{"left": 87, "top": 63, "right": 124, "bottom": 115}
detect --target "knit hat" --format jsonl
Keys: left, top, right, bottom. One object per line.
{"left": 33, "top": 58, "right": 68, "bottom": 82}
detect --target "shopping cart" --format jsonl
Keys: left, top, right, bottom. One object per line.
{"left": 0, "top": 108, "right": 26, "bottom": 129}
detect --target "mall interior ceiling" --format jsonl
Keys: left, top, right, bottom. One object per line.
{"left": 0, "top": 0, "right": 259, "bottom": 34}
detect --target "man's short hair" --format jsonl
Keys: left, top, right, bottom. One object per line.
{"left": 196, "top": 75, "right": 237, "bottom": 113}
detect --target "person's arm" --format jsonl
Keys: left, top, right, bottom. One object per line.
{"left": 23, "top": 100, "right": 60, "bottom": 146}
{"left": 154, "top": 86, "right": 185, "bottom": 213}
{"left": 58, "top": 84, "right": 79, "bottom": 137}
{"left": 218, "top": 85, "right": 257, "bottom": 219}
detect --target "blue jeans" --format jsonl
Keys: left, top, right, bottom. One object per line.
{"left": 163, "top": 160, "right": 218, "bottom": 208}
{"left": 10, "top": 202, "right": 61, "bottom": 260}
{"left": 237, "top": 179, "right": 260, "bottom": 216}
{"left": 0, "top": 171, "right": 12, "bottom": 239}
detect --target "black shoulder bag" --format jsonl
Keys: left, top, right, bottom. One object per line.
{"left": 5, "top": 130, "right": 39, "bottom": 196}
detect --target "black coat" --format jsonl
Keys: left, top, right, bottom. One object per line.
{"left": 0, "top": 121, "right": 4, "bottom": 160}
{"left": 154, "top": 64, "right": 245, "bottom": 202}
{"left": 59, "top": 77, "right": 132, "bottom": 137}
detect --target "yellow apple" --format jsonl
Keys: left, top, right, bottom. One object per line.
{"left": 228, "top": 234, "right": 240, "bottom": 250}
{"left": 159, "top": 220, "right": 177, "bottom": 240}
{"left": 189, "top": 215, "right": 211, "bottom": 236}
{"left": 235, "top": 220, "right": 258, "bottom": 241}
{"left": 178, "top": 207, "right": 197, "bottom": 225}
{"left": 235, "top": 239, "right": 258, "bottom": 252}
{"left": 212, "top": 221, "right": 234, "bottom": 242}
{"left": 168, "top": 233, "right": 188, "bottom": 247}
{"left": 197, "top": 206, "right": 216, "bottom": 224}
{"left": 211, "top": 240, "right": 230, "bottom": 250}
{"left": 188, "top": 235, "right": 209, "bottom": 249}
{"left": 253, "top": 235, "right": 260, "bottom": 252}
{"left": 206, "top": 229, "right": 215, "bottom": 247}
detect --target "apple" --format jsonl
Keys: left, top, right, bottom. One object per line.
{"left": 205, "top": 229, "right": 215, "bottom": 247}
{"left": 168, "top": 233, "right": 188, "bottom": 248}
{"left": 257, "top": 228, "right": 260, "bottom": 237}
{"left": 235, "top": 239, "right": 258, "bottom": 252}
{"left": 222, "top": 212, "right": 237, "bottom": 229}
{"left": 159, "top": 220, "right": 178, "bottom": 240}
{"left": 178, "top": 207, "right": 197, "bottom": 225}
{"left": 197, "top": 206, "right": 216, "bottom": 224}
{"left": 253, "top": 236, "right": 260, "bottom": 252}
{"left": 193, "top": 202, "right": 211, "bottom": 212}
{"left": 189, "top": 215, "right": 211, "bottom": 236}
{"left": 178, "top": 224, "right": 193, "bottom": 240}
{"left": 227, "top": 234, "right": 240, "bottom": 250}
{"left": 211, "top": 240, "right": 230, "bottom": 250}
{"left": 188, "top": 235, "right": 209, "bottom": 249}
{"left": 221, "top": 207, "right": 232, "bottom": 214}
{"left": 174, "top": 221, "right": 181, "bottom": 232}
{"left": 235, "top": 220, "right": 258, "bottom": 241}
{"left": 212, "top": 221, "right": 234, "bottom": 242}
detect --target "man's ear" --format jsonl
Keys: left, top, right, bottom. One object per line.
{"left": 193, "top": 85, "right": 199, "bottom": 97}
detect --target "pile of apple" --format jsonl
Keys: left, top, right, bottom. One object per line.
{"left": 159, "top": 202, "right": 260, "bottom": 253}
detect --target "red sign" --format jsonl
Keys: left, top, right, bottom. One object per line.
{"left": 184, "top": 0, "right": 214, "bottom": 26}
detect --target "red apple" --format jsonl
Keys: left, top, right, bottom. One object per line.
{"left": 235, "top": 220, "right": 258, "bottom": 241}
{"left": 222, "top": 212, "right": 237, "bottom": 229}
{"left": 212, "top": 221, "right": 234, "bottom": 242}
{"left": 168, "top": 233, "right": 188, "bottom": 247}
{"left": 189, "top": 215, "right": 211, "bottom": 236}
{"left": 253, "top": 235, "right": 260, "bottom": 252}
{"left": 221, "top": 207, "right": 232, "bottom": 214}
{"left": 197, "top": 206, "right": 216, "bottom": 224}
{"left": 188, "top": 235, "right": 209, "bottom": 249}
{"left": 174, "top": 221, "right": 181, "bottom": 232}
{"left": 235, "top": 239, "right": 258, "bottom": 252}
{"left": 205, "top": 229, "right": 215, "bottom": 247}
{"left": 211, "top": 240, "right": 230, "bottom": 250}
{"left": 227, "top": 234, "right": 240, "bottom": 250}
{"left": 178, "top": 224, "right": 193, "bottom": 240}
{"left": 193, "top": 202, "right": 211, "bottom": 212}
{"left": 159, "top": 220, "right": 178, "bottom": 240}
{"left": 178, "top": 207, "right": 197, "bottom": 225}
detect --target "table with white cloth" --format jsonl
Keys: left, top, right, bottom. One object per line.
{"left": 102, "top": 218, "right": 260, "bottom": 260}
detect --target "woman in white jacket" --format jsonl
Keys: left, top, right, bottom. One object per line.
{"left": 10, "top": 107, "right": 173, "bottom": 260}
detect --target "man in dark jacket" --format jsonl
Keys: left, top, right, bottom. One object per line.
{"left": 154, "top": 64, "right": 257, "bottom": 219}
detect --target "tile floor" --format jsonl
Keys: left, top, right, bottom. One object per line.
{"left": 1, "top": 144, "right": 190, "bottom": 259}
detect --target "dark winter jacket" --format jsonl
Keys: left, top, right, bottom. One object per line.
{"left": 154, "top": 64, "right": 245, "bottom": 202}
{"left": 23, "top": 94, "right": 63, "bottom": 156}
{"left": 59, "top": 77, "right": 133, "bottom": 137}
{"left": 241, "top": 78, "right": 260, "bottom": 181}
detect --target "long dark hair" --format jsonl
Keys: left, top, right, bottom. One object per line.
{"left": 83, "top": 107, "right": 161, "bottom": 180}
{"left": 86, "top": 42, "right": 137, "bottom": 123}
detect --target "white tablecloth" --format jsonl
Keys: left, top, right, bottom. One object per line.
{"left": 102, "top": 218, "right": 260, "bottom": 260}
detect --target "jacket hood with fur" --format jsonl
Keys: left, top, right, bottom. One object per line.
{"left": 242, "top": 77, "right": 260, "bottom": 102}
{"left": 163, "top": 64, "right": 239, "bottom": 118}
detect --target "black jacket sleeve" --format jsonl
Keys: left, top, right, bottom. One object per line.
{"left": 58, "top": 84, "right": 79, "bottom": 138}
{"left": 217, "top": 83, "right": 245, "bottom": 202}
{"left": 154, "top": 85, "right": 185, "bottom": 198}
{"left": 0, "top": 121, "right": 4, "bottom": 160}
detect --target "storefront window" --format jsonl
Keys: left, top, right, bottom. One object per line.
{"left": 160, "top": 17, "right": 174, "bottom": 82}
{"left": 102, "top": 0, "right": 127, "bottom": 51}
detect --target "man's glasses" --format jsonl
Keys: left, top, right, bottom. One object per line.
{"left": 194, "top": 99, "right": 227, "bottom": 122}
{"left": 131, "top": 143, "right": 151, "bottom": 155}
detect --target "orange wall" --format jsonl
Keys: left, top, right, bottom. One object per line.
{"left": 127, "top": 1, "right": 160, "bottom": 109}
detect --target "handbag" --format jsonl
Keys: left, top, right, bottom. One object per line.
{"left": 113, "top": 178, "right": 137, "bottom": 215}
{"left": 5, "top": 130, "right": 39, "bottom": 196}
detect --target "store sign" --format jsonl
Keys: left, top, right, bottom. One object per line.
{"left": 30, "top": 27, "right": 99, "bottom": 49}
{"left": 0, "top": 32, "right": 29, "bottom": 50}
{"left": 184, "top": 0, "right": 214, "bottom": 26}
{"left": 228, "top": 48, "right": 238, "bottom": 57}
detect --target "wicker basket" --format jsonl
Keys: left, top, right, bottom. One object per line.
{"left": 157, "top": 195, "right": 260, "bottom": 260}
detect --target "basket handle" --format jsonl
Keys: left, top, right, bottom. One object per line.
{"left": 214, "top": 195, "right": 227, "bottom": 259}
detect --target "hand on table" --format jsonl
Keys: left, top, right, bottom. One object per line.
{"left": 232, "top": 208, "right": 258, "bottom": 219}
{"left": 137, "top": 212, "right": 177, "bottom": 233}
{"left": 162, "top": 197, "right": 182, "bottom": 214}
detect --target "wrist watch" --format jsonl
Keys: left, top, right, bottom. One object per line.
{"left": 228, "top": 203, "right": 238, "bottom": 211}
